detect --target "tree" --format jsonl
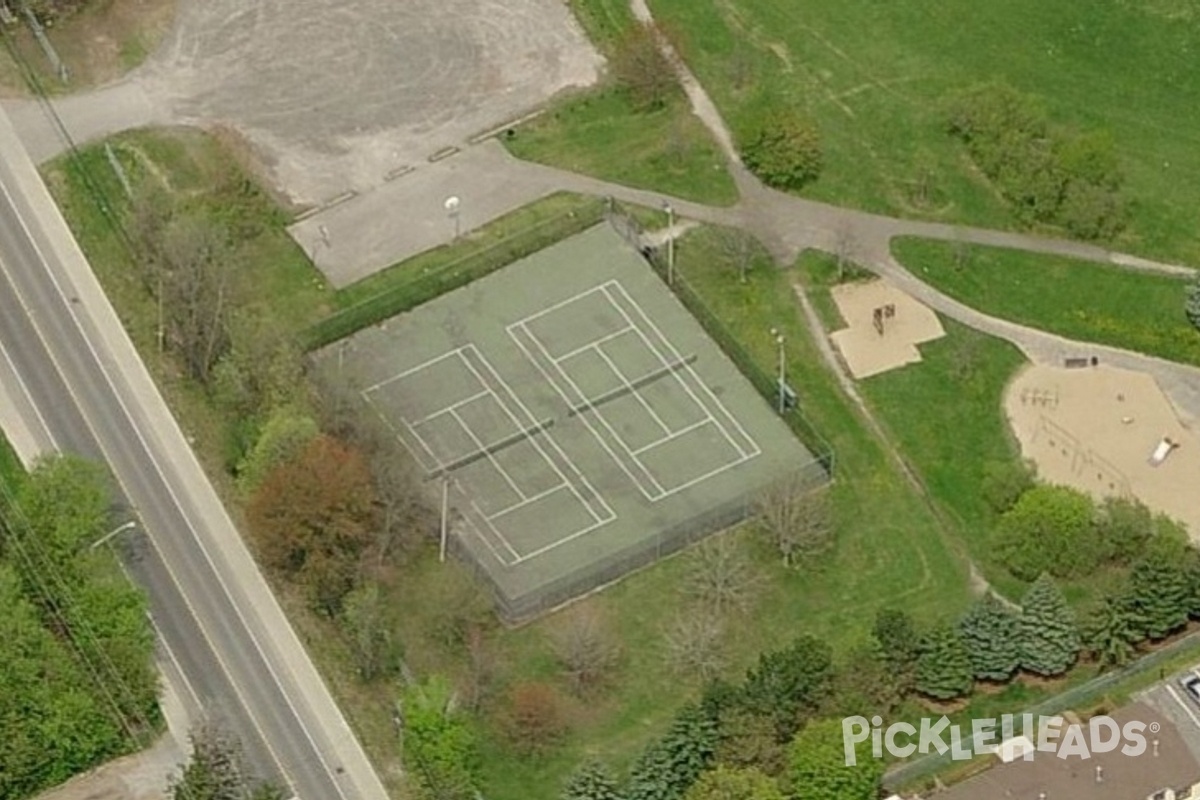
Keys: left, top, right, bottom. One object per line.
{"left": 1081, "top": 592, "right": 1141, "bottom": 668}
{"left": 683, "top": 765, "right": 784, "bottom": 800}
{"left": 1018, "top": 574, "right": 1081, "bottom": 676}
{"left": 1095, "top": 496, "right": 1156, "bottom": 565}
{"left": 787, "top": 718, "right": 883, "bottom": 800}
{"left": 157, "top": 216, "right": 235, "bottom": 386}
{"left": 235, "top": 408, "right": 319, "bottom": 493}
{"left": 980, "top": 459, "right": 1035, "bottom": 514}
{"left": 627, "top": 705, "right": 718, "bottom": 800}
{"left": 755, "top": 480, "right": 832, "bottom": 567}
{"left": 915, "top": 624, "right": 973, "bottom": 700}
{"left": 168, "top": 726, "right": 284, "bottom": 800}
{"left": 871, "top": 608, "right": 920, "bottom": 695}
{"left": 665, "top": 609, "right": 726, "bottom": 681}
{"left": 715, "top": 227, "right": 759, "bottom": 284}
{"left": 996, "top": 484, "right": 1098, "bottom": 580}
{"left": 340, "top": 581, "right": 403, "bottom": 681}
{"left": 958, "top": 595, "right": 1019, "bottom": 682}
{"left": 563, "top": 761, "right": 624, "bottom": 800}
{"left": 16, "top": 454, "right": 111, "bottom": 565}
{"left": 740, "top": 107, "right": 823, "bottom": 190}
{"left": 682, "top": 536, "right": 758, "bottom": 615}
{"left": 611, "top": 23, "right": 676, "bottom": 111}
{"left": 247, "top": 435, "right": 377, "bottom": 616}
{"left": 827, "top": 640, "right": 905, "bottom": 717}
{"left": 1187, "top": 274, "right": 1200, "bottom": 331}
{"left": 1127, "top": 533, "right": 1191, "bottom": 640}
{"left": 741, "top": 635, "right": 834, "bottom": 740}
{"left": 713, "top": 708, "right": 786, "bottom": 776}
{"left": 401, "top": 676, "right": 480, "bottom": 800}
{"left": 504, "top": 682, "right": 567, "bottom": 755}
{"left": 552, "top": 605, "right": 621, "bottom": 696}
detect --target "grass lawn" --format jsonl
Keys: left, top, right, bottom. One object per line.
{"left": 502, "top": 0, "right": 739, "bottom": 207}
{"left": 893, "top": 237, "right": 1200, "bottom": 366}
{"left": 457, "top": 225, "right": 974, "bottom": 800}
{"left": 645, "top": 0, "right": 1200, "bottom": 263}
{"left": 0, "top": 0, "right": 174, "bottom": 95}
{"left": 505, "top": 90, "right": 738, "bottom": 207}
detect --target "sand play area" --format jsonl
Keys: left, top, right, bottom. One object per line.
{"left": 829, "top": 280, "right": 946, "bottom": 378}
{"left": 1005, "top": 363, "right": 1200, "bottom": 536}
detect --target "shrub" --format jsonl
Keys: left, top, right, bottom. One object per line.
{"left": 504, "top": 682, "right": 567, "bottom": 755}
{"left": 981, "top": 459, "right": 1035, "bottom": 514}
{"left": 739, "top": 107, "right": 823, "bottom": 190}
{"left": 995, "top": 484, "right": 1098, "bottom": 580}
{"left": 611, "top": 23, "right": 677, "bottom": 111}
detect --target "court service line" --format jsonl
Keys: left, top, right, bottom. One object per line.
{"left": 591, "top": 344, "right": 672, "bottom": 436}
{"left": 361, "top": 347, "right": 463, "bottom": 394}
{"left": 630, "top": 417, "right": 713, "bottom": 455}
{"left": 410, "top": 389, "right": 491, "bottom": 427}
{"left": 603, "top": 281, "right": 761, "bottom": 460}
{"left": 360, "top": 390, "right": 443, "bottom": 474}
{"left": 449, "top": 407, "right": 526, "bottom": 501}
{"left": 507, "top": 320, "right": 666, "bottom": 501}
{"left": 458, "top": 345, "right": 615, "bottom": 527}
{"left": 551, "top": 325, "right": 636, "bottom": 363}
{"left": 487, "top": 483, "right": 568, "bottom": 521}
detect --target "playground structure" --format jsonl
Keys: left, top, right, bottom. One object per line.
{"left": 1005, "top": 363, "right": 1200, "bottom": 537}
{"left": 828, "top": 280, "right": 945, "bottom": 379}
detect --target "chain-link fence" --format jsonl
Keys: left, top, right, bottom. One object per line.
{"left": 454, "top": 461, "right": 831, "bottom": 625}
{"left": 883, "top": 629, "right": 1200, "bottom": 792}
{"left": 604, "top": 200, "right": 835, "bottom": 474}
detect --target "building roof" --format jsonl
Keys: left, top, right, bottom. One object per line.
{"left": 933, "top": 703, "right": 1200, "bottom": 800}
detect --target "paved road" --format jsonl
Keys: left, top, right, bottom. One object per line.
{"left": 0, "top": 108, "right": 387, "bottom": 800}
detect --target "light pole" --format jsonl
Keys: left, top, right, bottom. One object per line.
{"left": 444, "top": 195, "right": 461, "bottom": 241}
{"left": 662, "top": 200, "right": 675, "bottom": 286}
{"left": 90, "top": 520, "right": 136, "bottom": 550}
{"left": 770, "top": 327, "right": 786, "bottom": 414}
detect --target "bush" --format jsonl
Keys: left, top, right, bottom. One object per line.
{"left": 947, "top": 84, "right": 1126, "bottom": 239}
{"left": 739, "top": 107, "right": 823, "bottom": 190}
{"left": 981, "top": 459, "right": 1035, "bottom": 514}
{"left": 611, "top": 23, "right": 677, "bottom": 111}
{"left": 503, "top": 682, "right": 567, "bottom": 755}
{"left": 995, "top": 484, "right": 1098, "bottom": 580}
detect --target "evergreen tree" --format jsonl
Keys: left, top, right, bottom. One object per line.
{"left": 1017, "top": 575, "right": 1081, "bottom": 676}
{"left": 870, "top": 609, "right": 919, "bottom": 695}
{"left": 1186, "top": 274, "right": 1200, "bottom": 331}
{"left": 915, "top": 624, "right": 973, "bottom": 700}
{"left": 740, "top": 635, "right": 833, "bottom": 740}
{"left": 1081, "top": 592, "right": 1141, "bottom": 668}
{"left": 683, "top": 765, "right": 784, "bottom": 800}
{"left": 627, "top": 705, "right": 718, "bottom": 800}
{"left": 1128, "top": 535, "right": 1191, "bottom": 640}
{"left": 958, "top": 594, "right": 1019, "bottom": 681}
{"left": 563, "top": 761, "right": 624, "bottom": 800}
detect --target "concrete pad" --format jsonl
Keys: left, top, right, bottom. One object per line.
{"left": 828, "top": 279, "right": 946, "bottom": 379}
{"left": 289, "top": 140, "right": 568, "bottom": 287}
{"left": 1005, "top": 363, "right": 1200, "bottom": 536}
{"left": 31, "top": 734, "right": 183, "bottom": 800}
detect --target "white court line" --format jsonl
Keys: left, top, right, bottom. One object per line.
{"left": 360, "top": 390, "right": 443, "bottom": 474}
{"left": 551, "top": 325, "right": 636, "bottom": 364}
{"left": 592, "top": 343, "right": 672, "bottom": 436}
{"left": 486, "top": 483, "right": 565, "bottom": 521}
{"left": 410, "top": 389, "right": 490, "bottom": 427}
{"left": 631, "top": 418, "right": 712, "bottom": 455}
{"left": 604, "top": 281, "right": 761, "bottom": 461}
{"left": 508, "top": 320, "right": 666, "bottom": 501}
{"left": 459, "top": 346, "right": 615, "bottom": 527}
{"left": 361, "top": 348, "right": 462, "bottom": 394}
{"left": 457, "top": 499, "right": 517, "bottom": 565}
{"left": 449, "top": 407, "right": 526, "bottom": 501}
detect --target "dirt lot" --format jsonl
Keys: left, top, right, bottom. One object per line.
{"left": 829, "top": 278, "right": 946, "bottom": 378}
{"left": 1005, "top": 363, "right": 1200, "bottom": 536}
{"left": 136, "top": 0, "right": 601, "bottom": 204}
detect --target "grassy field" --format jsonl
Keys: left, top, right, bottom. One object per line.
{"left": 892, "top": 237, "right": 1200, "bottom": 366}
{"left": 502, "top": 0, "right": 739, "bottom": 206}
{"left": 458, "top": 225, "right": 974, "bottom": 800}
{"left": 0, "top": 0, "right": 174, "bottom": 95}
{"left": 645, "top": 0, "right": 1200, "bottom": 263}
